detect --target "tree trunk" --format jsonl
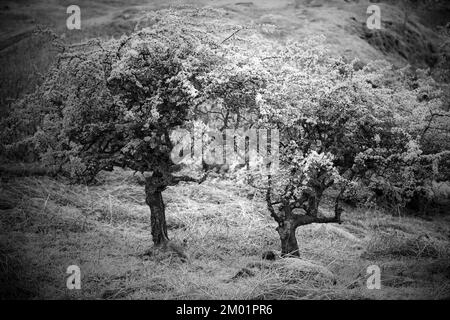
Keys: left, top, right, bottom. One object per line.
{"left": 277, "top": 221, "right": 300, "bottom": 257}
{"left": 145, "top": 185, "right": 169, "bottom": 246}
{"left": 307, "top": 189, "right": 323, "bottom": 217}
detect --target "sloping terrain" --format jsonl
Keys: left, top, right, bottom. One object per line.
{"left": 1, "top": 0, "right": 444, "bottom": 62}
{"left": 1, "top": 0, "right": 447, "bottom": 111}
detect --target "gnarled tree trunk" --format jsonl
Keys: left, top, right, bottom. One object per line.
{"left": 277, "top": 221, "right": 300, "bottom": 257}
{"left": 145, "top": 177, "right": 169, "bottom": 246}
{"left": 267, "top": 187, "right": 343, "bottom": 258}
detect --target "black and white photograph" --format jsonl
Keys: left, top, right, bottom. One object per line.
{"left": 0, "top": 0, "right": 449, "bottom": 303}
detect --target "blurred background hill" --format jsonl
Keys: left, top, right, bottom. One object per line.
{"left": 1, "top": 0, "right": 449, "bottom": 114}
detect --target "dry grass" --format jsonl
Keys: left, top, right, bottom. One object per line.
{"left": 364, "top": 232, "right": 450, "bottom": 260}
{"left": 0, "top": 168, "right": 449, "bottom": 300}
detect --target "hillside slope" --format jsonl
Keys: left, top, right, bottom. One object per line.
{"left": 1, "top": 0, "right": 448, "bottom": 112}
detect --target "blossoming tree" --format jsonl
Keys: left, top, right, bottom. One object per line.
{"left": 1, "top": 9, "right": 263, "bottom": 253}
{"left": 255, "top": 37, "right": 449, "bottom": 256}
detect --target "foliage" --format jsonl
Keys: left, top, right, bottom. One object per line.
{"left": 0, "top": 8, "right": 269, "bottom": 247}
{"left": 237, "top": 36, "right": 450, "bottom": 254}
{"left": 2, "top": 9, "right": 251, "bottom": 182}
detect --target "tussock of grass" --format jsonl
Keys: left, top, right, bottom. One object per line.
{"left": 365, "top": 232, "right": 450, "bottom": 259}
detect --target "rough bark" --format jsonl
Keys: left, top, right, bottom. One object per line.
{"left": 277, "top": 221, "right": 300, "bottom": 257}
{"left": 267, "top": 186, "right": 343, "bottom": 258}
{"left": 307, "top": 190, "right": 322, "bottom": 217}
{"left": 145, "top": 179, "right": 169, "bottom": 246}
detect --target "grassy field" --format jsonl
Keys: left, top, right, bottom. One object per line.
{"left": 1, "top": 169, "right": 449, "bottom": 299}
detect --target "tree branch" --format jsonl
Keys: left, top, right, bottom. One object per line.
{"left": 293, "top": 213, "right": 341, "bottom": 228}
{"left": 171, "top": 173, "right": 208, "bottom": 185}
{"left": 220, "top": 28, "right": 242, "bottom": 45}
{"left": 266, "top": 177, "right": 283, "bottom": 224}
